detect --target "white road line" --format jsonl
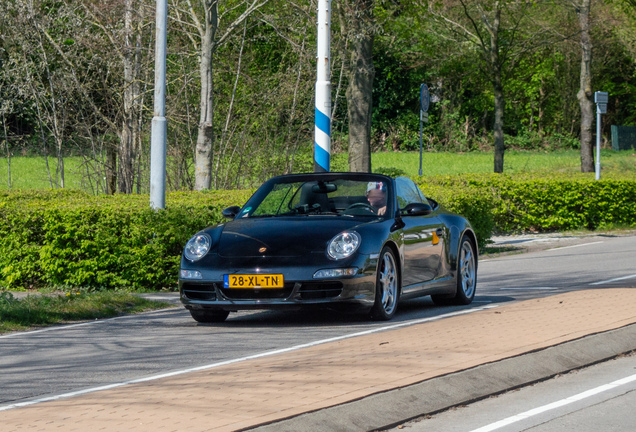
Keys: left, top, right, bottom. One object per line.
{"left": 468, "top": 373, "right": 636, "bottom": 432}
{"left": 0, "top": 304, "right": 497, "bottom": 412}
{"left": 497, "top": 287, "right": 558, "bottom": 291}
{"left": 590, "top": 274, "right": 636, "bottom": 286}
{"left": 545, "top": 241, "right": 604, "bottom": 251}
{"left": 480, "top": 241, "right": 605, "bottom": 263}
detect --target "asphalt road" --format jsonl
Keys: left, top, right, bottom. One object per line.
{"left": 388, "top": 351, "right": 636, "bottom": 432}
{"left": 1, "top": 234, "right": 635, "bottom": 408}
{"left": 478, "top": 234, "right": 636, "bottom": 300}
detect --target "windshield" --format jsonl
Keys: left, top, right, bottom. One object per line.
{"left": 239, "top": 178, "right": 391, "bottom": 218}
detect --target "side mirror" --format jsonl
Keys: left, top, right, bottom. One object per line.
{"left": 401, "top": 202, "right": 433, "bottom": 217}
{"left": 222, "top": 206, "right": 242, "bottom": 219}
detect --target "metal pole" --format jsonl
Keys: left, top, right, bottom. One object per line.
{"left": 418, "top": 83, "right": 429, "bottom": 177}
{"left": 419, "top": 111, "right": 423, "bottom": 176}
{"left": 314, "top": 0, "right": 331, "bottom": 173}
{"left": 150, "top": 0, "right": 167, "bottom": 209}
{"left": 595, "top": 107, "right": 601, "bottom": 180}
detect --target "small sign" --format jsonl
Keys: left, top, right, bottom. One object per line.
{"left": 597, "top": 103, "right": 607, "bottom": 114}
{"left": 420, "top": 111, "right": 429, "bottom": 123}
{"left": 420, "top": 84, "right": 430, "bottom": 113}
{"left": 594, "top": 91, "right": 608, "bottom": 104}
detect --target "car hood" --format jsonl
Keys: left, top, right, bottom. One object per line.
{"left": 217, "top": 217, "right": 369, "bottom": 258}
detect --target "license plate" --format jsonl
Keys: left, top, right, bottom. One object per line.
{"left": 223, "top": 274, "right": 284, "bottom": 289}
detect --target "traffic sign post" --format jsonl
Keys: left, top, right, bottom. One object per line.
{"left": 594, "top": 91, "right": 608, "bottom": 180}
{"left": 419, "top": 84, "right": 429, "bottom": 176}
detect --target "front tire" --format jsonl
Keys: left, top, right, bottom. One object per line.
{"left": 189, "top": 309, "right": 230, "bottom": 323}
{"left": 370, "top": 247, "right": 400, "bottom": 320}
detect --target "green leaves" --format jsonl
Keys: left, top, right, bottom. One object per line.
{"left": 0, "top": 189, "right": 252, "bottom": 290}
{"left": 417, "top": 173, "right": 636, "bottom": 247}
{"left": 1, "top": 178, "right": 634, "bottom": 290}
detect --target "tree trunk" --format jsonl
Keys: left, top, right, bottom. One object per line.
{"left": 1, "top": 112, "right": 11, "bottom": 189}
{"left": 106, "top": 145, "right": 117, "bottom": 194}
{"left": 346, "top": 0, "right": 375, "bottom": 173}
{"left": 119, "top": 0, "right": 136, "bottom": 193}
{"left": 194, "top": 0, "right": 218, "bottom": 191}
{"left": 489, "top": 4, "right": 505, "bottom": 174}
{"left": 493, "top": 77, "right": 505, "bottom": 173}
{"left": 576, "top": 0, "right": 594, "bottom": 172}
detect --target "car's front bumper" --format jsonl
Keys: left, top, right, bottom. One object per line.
{"left": 179, "top": 253, "right": 378, "bottom": 313}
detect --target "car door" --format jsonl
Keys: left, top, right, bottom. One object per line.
{"left": 395, "top": 177, "right": 444, "bottom": 290}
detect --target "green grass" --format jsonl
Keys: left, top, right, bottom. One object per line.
{"left": 2, "top": 150, "right": 635, "bottom": 193}
{"left": 0, "top": 291, "right": 172, "bottom": 334}
{"left": 372, "top": 149, "right": 636, "bottom": 177}
{"left": 0, "top": 155, "right": 93, "bottom": 190}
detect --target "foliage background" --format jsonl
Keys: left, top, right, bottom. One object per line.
{"left": 1, "top": 0, "right": 635, "bottom": 193}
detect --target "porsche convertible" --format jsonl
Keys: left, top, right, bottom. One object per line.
{"left": 179, "top": 172, "right": 478, "bottom": 323}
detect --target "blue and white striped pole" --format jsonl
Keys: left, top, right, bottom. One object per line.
{"left": 314, "top": 0, "right": 331, "bottom": 172}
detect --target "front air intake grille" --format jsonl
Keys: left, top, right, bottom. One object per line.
{"left": 182, "top": 283, "right": 217, "bottom": 301}
{"left": 298, "top": 282, "right": 343, "bottom": 300}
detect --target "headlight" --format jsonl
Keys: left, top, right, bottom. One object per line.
{"left": 184, "top": 233, "right": 212, "bottom": 261}
{"left": 327, "top": 231, "right": 361, "bottom": 260}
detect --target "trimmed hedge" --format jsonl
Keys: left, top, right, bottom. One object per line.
{"left": 0, "top": 189, "right": 253, "bottom": 291}
{"left": 417, "top": 173, "right": 636, "bottom": 240}
{"left": 1, "top": 173, "right": 635, "bottom": 291}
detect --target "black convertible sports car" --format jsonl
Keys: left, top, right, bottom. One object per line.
{"left": 179, "top": 172, "right": 477, "bottom": 323}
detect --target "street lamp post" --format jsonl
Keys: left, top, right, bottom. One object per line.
{"left": 150, "top": 0, "right": 168, "bottom": 209}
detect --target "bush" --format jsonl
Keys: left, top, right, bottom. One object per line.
{"left": 418, "top": 173, "right": 636, "bottom": 236}
{"left": 374, "top": 166, "right": 407, "bottom": 177}
{"left": 2, "top": 173, "right": 635, "bottom": 291}
{"left": 504, "top": 130, "right": 580, "bottom": 151}
{"left": 0, "top": 189, "right": 253, "bottom": 291}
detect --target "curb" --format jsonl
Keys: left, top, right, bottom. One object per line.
{"left": 246, "top": 323, "right": 636, "bottom": 432}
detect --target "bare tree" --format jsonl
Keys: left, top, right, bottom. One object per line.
{"left": 0, "top": 71, "right": 13, "bottom": 188}
{"left": 1, "top": 110, "right": 10, "bottom": 189}
{"left": 5, "top": 0, "right": 142, "bottom": 193}
{"left": 83, "top": 0, "right": 151, "bottom": 192}
{"left": 174, "top": 0, "right": 271, "bottom": 190}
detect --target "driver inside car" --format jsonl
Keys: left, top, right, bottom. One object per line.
{"left": 366, "top": 181, "right": 387, "bottom": 215}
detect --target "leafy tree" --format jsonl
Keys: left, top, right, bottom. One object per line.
{"left": 425, "top": 0, "right": 537, "bottom": 173}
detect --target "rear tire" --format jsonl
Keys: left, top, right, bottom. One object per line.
{"left": 370, "top": 247, "right": 400, "bottom": 320}
{"left": 431, "top": 235, "right": 477, "bottom": 306}
{"left": 189, "top": 309, "right": 230, "bottom": 323}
